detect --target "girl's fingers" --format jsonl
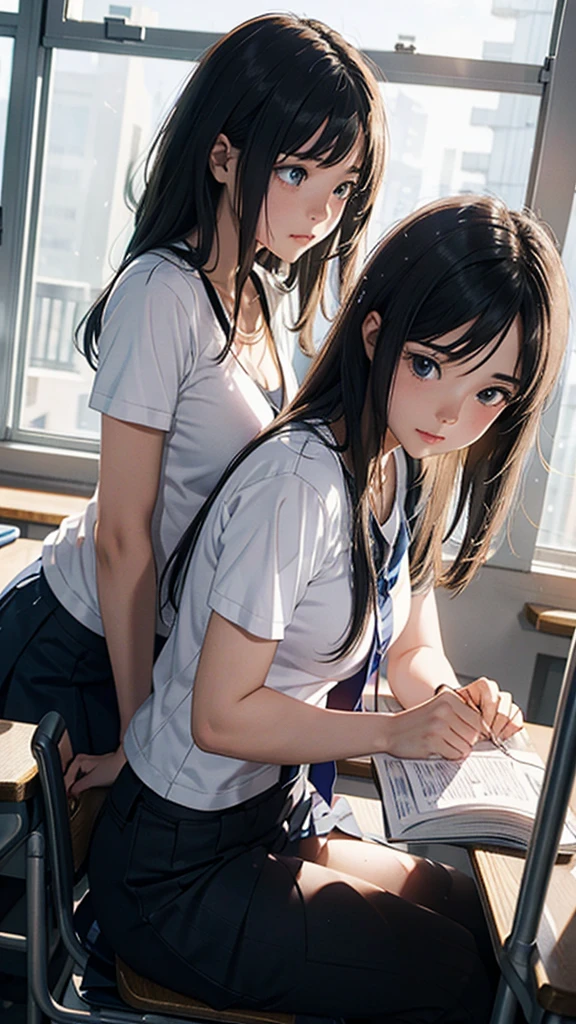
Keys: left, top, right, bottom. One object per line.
{"left": 490, "top": 690, "right": 516, "bottom": 737}
{"left": 462, "top": 677, "right": 500, "bottom": 729}
{"left": 496, "top": 701, "right": 524, "bottom": 739}
{"left": 429, "top": 694, "right": 482, "bottom": 755}
{"left": 70, "top": 769, "right": 95, "bottom": 797}
{"left": 64, "top": 754, "right": 96, "bottom": 794}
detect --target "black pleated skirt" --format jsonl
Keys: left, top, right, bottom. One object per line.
{"left": 88, "top": 764, "right": 495, "bottom": 1023}
{"left": 0, "top": 570, "right": 119, "bottom": 754}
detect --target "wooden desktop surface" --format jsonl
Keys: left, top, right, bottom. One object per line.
{"left": 0, "top": 540, "right": 43, "bottom": 798}
{"left": 0, "top": 719, "right": 38, "bottom": 801}
{"left": 0, "top": 537, "right": 42, "bottom": 589}
{"left": 471, "top": 722, "right": 576, "bottom": 1016}
{"left": 0, "top": 486, "right": 87, "bottom": 526}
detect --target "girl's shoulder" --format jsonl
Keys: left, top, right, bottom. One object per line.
{"left": 231, "top": 424, "right": 349, "bottom": 513}
{"left": 107, "top": 248, "right": 206, "bottom": 315}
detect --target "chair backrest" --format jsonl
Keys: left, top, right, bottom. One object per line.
{"left": 31, "top": 711, "right": 75, "bottom": 916}
{"left": 31, "top": 711, "right": 105, "bottom": 966}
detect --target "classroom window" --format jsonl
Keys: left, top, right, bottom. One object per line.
{"left": 0, "top": 37, "right": 13, "bottom": 198}
{"left": 368, "top": 84, "right": 539, "bottom": 250}
{"left": 65, "top": 0, "right": 555, "bottom": 64}
{"left": 534, "top": 188, "right": 576, "bottom": 563}
{"left": 1, "top": 0, "right": 574, "bottom": 576}
{"left": 17, "top": 47, "right": 193, "bottom": 441}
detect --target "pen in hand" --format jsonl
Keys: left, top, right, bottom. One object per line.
{"left": 437, "top": 684, "right": 509, "bottom": 753}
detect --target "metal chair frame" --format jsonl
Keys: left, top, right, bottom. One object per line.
{"left": 26, "top": 710, "right": 217, "bottom": 1024}
{"left": 489, "top": 630, "right": 576, "bottom": 1024}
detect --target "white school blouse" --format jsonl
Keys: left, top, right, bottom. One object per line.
{"left": 124, "top": 425, "right": 412, "bottom": 811}
{"left": 41, "top": 251, "right": 298, "bottom": 635}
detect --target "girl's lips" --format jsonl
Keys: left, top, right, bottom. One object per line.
{"left": 290, "top": 234, "right": 314, "bottom": 242}
{"left": 416, "top": 428, "right": 445, "bottom": 443}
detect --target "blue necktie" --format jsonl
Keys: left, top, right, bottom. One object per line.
{"left": 309, "top": 517, "right": 409, "bottom": 804}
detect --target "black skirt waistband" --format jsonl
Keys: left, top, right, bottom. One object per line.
{"left": 111, "top": 762, "right": 306, "bottom": 841}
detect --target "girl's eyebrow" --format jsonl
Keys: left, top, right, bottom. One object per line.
{"left": 492, "top": 372, "right": 521, "bottom": 387}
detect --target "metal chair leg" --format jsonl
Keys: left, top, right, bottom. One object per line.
{"left": 490, "top": 975, "right": 519, "bottom": 1024}
{"left": 27, "top": 990, "right": 44, "bottom": 1024}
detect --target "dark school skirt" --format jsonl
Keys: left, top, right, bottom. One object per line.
{"left": 0, "top": 570, "right": 162, "bottom": 755}
{"left": 88, "top": 763, "right": 495, "bottom": 1024}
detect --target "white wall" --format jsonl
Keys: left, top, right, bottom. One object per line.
{"left": 436, "top": 562, "right": 574, "bottom": 712}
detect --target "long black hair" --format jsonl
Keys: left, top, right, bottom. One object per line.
{"left": 78, "top": 14, "right": 385, "bottom": 368}
{"left": 165, "top": 195, "right": 569, "bottom": 658}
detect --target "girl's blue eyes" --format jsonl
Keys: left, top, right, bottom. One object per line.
{"left": 276, "top": 166, "right": 307, "bottom": 187}
{"left": 274, "top": 165, "right": 354, "bottom": 198}
{"left": 476, "top": 387, "right": 510, "bottom": 407}
{"left": 410, "top": 354, "right": 438, "bottom": 381}
{"left": 406, "top": 352, "right": 511, "bottom": 406}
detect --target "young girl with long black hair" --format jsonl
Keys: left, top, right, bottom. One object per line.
{"left": 0, "top": 14, "right": 385, "bottom": 788}
{"left": 88, "top": 195, "right": 569, "bottom": 1023}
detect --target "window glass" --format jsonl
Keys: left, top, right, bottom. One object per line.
{"left": 368, "top": 83, "right": 540, "bottom": 250}
{"left": 535, "top": 190, "right": 576, "bottom": 559}
{"left": 19, "top": 49, "right": 193, "bottom": 439}
{"left": 0, "top": 37, "right": 13, "bottom": 197}
{"left": 0, "top": 2, "right": 18, "bottom": 10}
{"left": 68, "top": 0, "right": 556, "bottom": 64}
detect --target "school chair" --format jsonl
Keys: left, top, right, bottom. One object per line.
{"left": 27, "top": 710, "right": 295, "bottom": 1024}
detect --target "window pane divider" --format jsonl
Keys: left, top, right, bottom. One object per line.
{"left": 8, "top": 44, "right": 54, "bottom": 443}
{"left": 43, "top": 2, "right": 544, "bottom": 94}
{"left": 366, "top": 52, "right": 543, "bottom": 94}
{"left": 0, "top": 0, "right": 47, "bottom": 440}
{"left": 0, "top": 16, "right": 18, "bottom": 37}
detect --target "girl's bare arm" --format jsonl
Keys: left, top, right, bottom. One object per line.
{"left": 386, "top": 587, "right": 459, "bottom": 708}
{"left": 192, "top": 611, "right": 484, "bottom": 763}
{"left": 95, "top": 414, "right": 165, "bottom": 736}
{"left": 67, "top": 415, "right": 165, "bottom": 794}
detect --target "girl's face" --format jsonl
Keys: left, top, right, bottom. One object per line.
{"left": 255, "top": 128, "right": 365, "bottom": 263}
{"left": 384, "top": 317, "right": 522, "bottom": 458}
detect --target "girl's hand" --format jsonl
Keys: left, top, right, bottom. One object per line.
{"left": 457, "top": 676, "right": 524, "bottom": 741}
{"left": 382, "top": 689, "right": 483, "bottom": 760}
{"left": 64, "top": 745, "right": 127, "bottom": 797}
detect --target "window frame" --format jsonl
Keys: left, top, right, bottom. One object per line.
{"left": 0, "top": 0, "right": 574, "bottom": 567}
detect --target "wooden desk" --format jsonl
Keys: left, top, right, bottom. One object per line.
{"left": 0, "top": 720, "right": 38, "bottom": 876}
{"left": 0, "top": 486, "right": 87, "bottom": 527}
{"left": 471, "top": 723, "right": 576, "bottom": 1017}
{"left": 0, "top": 720, "right": 38, "bottom": 802}
{"left": 0, "top": 537, "right": 42, "bottom": 589}
{"left": 524, "top": 603, "right": 576, "bottom": 639}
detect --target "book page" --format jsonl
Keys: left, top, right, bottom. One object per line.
{"left": 379, "top": 744, "right": 543, "bottom": 823}
{"left": 374, "top": 734, "right": 576, "bottom": 849}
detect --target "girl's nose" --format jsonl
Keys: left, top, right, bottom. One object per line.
{"left": 436, "top": 398, "right": 461, "bottom": 425}
{"left": 307, "top": 192, "right": 331, "bottom": 223}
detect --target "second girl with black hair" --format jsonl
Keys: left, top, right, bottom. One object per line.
{"left": 0, "top": 14, "right": 385, "bottom": 790}
{"left": 89, "top": 195, "right": 569, "bottom": 1022}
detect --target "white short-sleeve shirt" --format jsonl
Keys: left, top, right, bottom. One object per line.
{"left": 124, "top": 425, "right": 411, "bottom": 811}
{"left": 41, "top": 251, "right": 298, "bottom": 635}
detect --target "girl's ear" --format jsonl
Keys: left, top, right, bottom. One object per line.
{"left": 361, "top": 310, "right": 382, "bottom": 362}
{"left": 208, "top": 133, "right": 238, "bottom": 184}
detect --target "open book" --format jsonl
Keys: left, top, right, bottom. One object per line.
{"left": 372, "top": 713, "right": 576, "bottom": 852}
